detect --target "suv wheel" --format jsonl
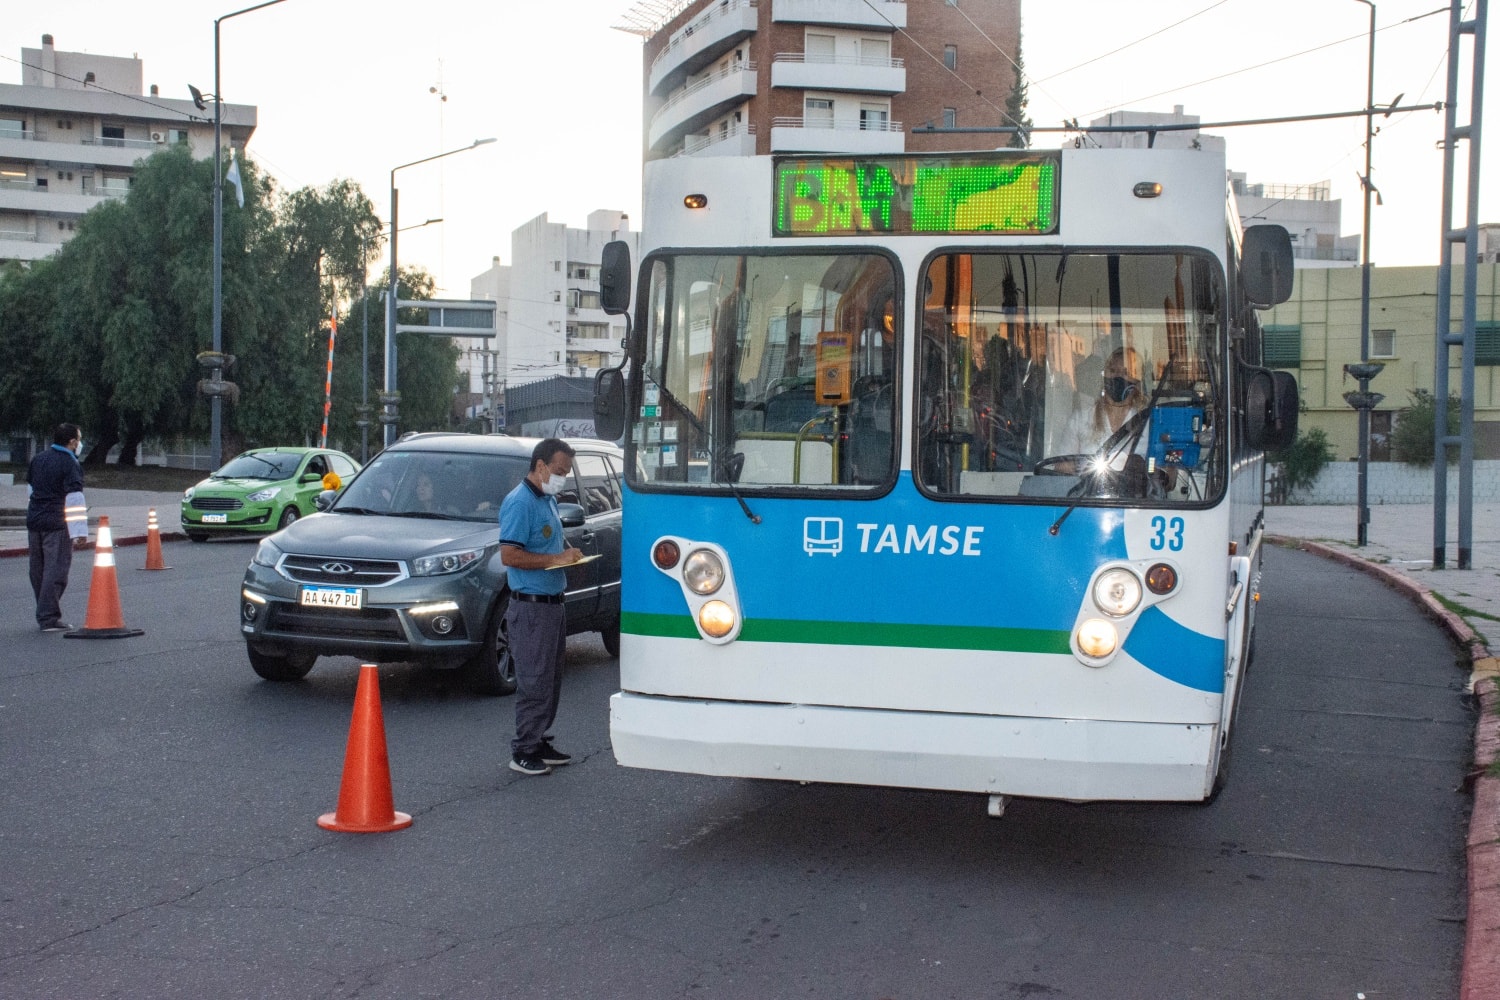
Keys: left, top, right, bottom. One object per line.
{"left": 601, "top": 617, "right": 621, "bottom": 657}
{"left": 463, "top": 596, "right": 518, "bottom": 696}
{"left": 247, "top": 644, "right": 316, "bottom": 682}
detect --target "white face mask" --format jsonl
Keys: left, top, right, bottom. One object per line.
{"left": 74, "top": 440, "right": 85, "bottom": 457}
{"left": 541, "top": 473, "right": 567, "bottom": 496}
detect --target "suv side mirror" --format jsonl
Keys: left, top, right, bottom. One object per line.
{"left": 1242, "top": 225, "right": 1294, "bottom": 308}
{"left": 600, "top": 240, "right": 632, "bottom": 316}
{"left": 314, "top": 489, "right": 338, "bottom": 512}
{"left": 594, "top": 367, "right": 626, "bottom": 442}
{"left": 556, "top": 502, "right": 586, "bottom": 528}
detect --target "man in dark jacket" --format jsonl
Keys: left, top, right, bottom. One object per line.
{"left": 27, "top": 423, "right": 86, "bottom": 631}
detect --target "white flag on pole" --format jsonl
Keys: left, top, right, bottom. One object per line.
{"left": 225, "top": 149, "right": 245, "bottom": 208}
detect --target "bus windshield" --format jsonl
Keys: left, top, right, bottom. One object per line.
{"left": 632, "top": 251, "right": 899, "bottom": 489}
{"left": 916, "top": 250, "right": 1226, "bottom": 505}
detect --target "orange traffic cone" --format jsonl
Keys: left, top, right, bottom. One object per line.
{"left": 318, "top": 665, "right": 413, "bottom": 833}
{"left": 138, "top": 508, "right": 170, "bottom": 571}
{"left": 65, "top": 516, "right": 145, "bottom": 640}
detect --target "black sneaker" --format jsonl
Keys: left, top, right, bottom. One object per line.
{"left": 509, "top": 754, "right": 552, "bottom": 776}
{"left": 539, "top": 741, "right": 572, "bottom": 766}
{"left": 40, "top": 623, "right": 73, "bottom": 633}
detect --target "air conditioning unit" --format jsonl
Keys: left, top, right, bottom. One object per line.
{"left": 150, "top": 132, "right": 165, "bottom": 143}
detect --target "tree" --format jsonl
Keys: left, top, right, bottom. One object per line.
{"left": 0, "top": 146, "right": 460, "bottom": 464}
{"left": 1391, "top": 389, "right": 1461, "bottom": 467}
{"left": 1003, "top": 48, "right": 1033, "bottom": 149}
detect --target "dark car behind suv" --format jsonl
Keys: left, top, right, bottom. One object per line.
{"left": 239, "top": 433, "right": 623, "bottom": 694}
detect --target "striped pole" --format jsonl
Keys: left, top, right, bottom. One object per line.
{"left": 320, "top": 311, "right": 337, "bottom": 448}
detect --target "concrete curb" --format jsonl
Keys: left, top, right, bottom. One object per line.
{"left": 1268, "top": 534, "right": 1498, "bottom": 1000}
{"left": 0, "top": 532, "right": 186, "bottom": 559}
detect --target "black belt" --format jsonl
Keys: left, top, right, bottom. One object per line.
{"left": 512, "top": 591, "right": 564, "bottom": 605}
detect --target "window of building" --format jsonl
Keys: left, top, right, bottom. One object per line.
{"left": 942, "top": 107, "right": 958, "bottom": 128}
{"left": 805, "top": 98, "right": 834, "bottom": 127}
{"left": 101, "top": 125, "right": 126, "bottom": 147}
{"left": 1477, "top": 323, "right": 1500, "bottom": 365}
{"left": 943, "top": 45, "right": 957, "bottom": 70}
{"left": 568, "top": 288, "right": 602, "bottom": 310}
{"left": 859, "top": 38, "right": 890, "bottom": 66}
{"left": 168, "top": 128, "right": 189, "bottom": 144}
{"left": 806, "top": 32, "right": 835, "bottom": 63}
{"left": 860, "top": 103, "right": 890, "bottom": 131}
{"left": 1262, "top": 325, "right": 1302, "bottom": 368}
{"left": 1371, "top": 328, "right": 1396, "bottom": 358}
{"left": 0, "top": 118, "right": 25, "bottom": 138}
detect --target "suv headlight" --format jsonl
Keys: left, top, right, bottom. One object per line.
{"left": 247, "top": 487, "right": 280, "bottom": 502}
{"left": 183, "top": 486, "right": 195, "bottom": 501}
{"left": 412, "top": 546, "right": 488, "bottom": 577}
{"left": 251, "top": 537, "right": 283, "bottom": 568}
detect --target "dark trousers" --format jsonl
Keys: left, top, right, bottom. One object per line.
{"left": 28, "top": 527, "right": 73, "bottom": 627}
{"left": 505, "top": 599, "right": 566, "bottom": 757}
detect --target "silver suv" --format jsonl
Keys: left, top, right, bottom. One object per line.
{"left": 239, "top": 433, "right": 623, "bottom": 695}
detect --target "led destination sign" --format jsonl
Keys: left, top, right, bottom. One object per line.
{"left": 773, "top": 153, "right": 1059, "bottom": 237}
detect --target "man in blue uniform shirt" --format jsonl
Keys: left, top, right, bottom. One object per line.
{"left": 498, "top": 438, "right": 582, "bottom": 776}
{"left": 27, "top": 423, "right": 86, "bottom": 632}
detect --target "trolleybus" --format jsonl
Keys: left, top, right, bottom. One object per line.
{"left": 593, "top": 146, "right": 1298, "bottom": 808}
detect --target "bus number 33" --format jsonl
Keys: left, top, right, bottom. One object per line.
{"left": 1149, "top": 515, "right": 1186, "bottom": 551}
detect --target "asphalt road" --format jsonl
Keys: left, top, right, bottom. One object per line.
{"left": 0, "top": 540, "right": 1473, "bottom": 999}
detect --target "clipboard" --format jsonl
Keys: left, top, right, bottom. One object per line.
{"left": 547, "top": 553, "right": 601, "bottom": 569}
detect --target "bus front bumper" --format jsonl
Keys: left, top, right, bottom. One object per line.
{"left": 609, "top": 692, "right": 1218, "bottom": 802}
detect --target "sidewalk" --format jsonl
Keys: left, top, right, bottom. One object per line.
{"left": 0, "top": 485, "right": 186, "bottom": 556}
{"left": 1265, "top": 500, "right": 1500, "bottom": 1000}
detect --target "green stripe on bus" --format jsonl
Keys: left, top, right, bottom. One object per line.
{"left": 622, "top": 611, "right": 1071, "bottom": 654}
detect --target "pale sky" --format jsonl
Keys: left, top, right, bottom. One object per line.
{"left": 3, "top": 0, "right": 1494, "bottom": 297}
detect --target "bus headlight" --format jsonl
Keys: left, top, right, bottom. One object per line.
{"left": 1075, "top": 618, "right": 1119, "bottom": 659}
{"left": 1092, "top": 568, "right": 1143, "bottom": 617}
{"left": 682, "top": 548, "right": 725, "bottom": 595}
{"left": 698, "top": 600, "right": 736, "bottom": 638}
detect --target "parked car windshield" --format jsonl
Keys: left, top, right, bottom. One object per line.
{"left": 336, "top": 450, "right": 529, "bottom": 521}
{"left": 214, "top": 452, "right": 304, "bottom": 480}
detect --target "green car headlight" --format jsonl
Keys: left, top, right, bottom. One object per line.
{"left": 247, "top": 487, "right": 281, "bottom": 503}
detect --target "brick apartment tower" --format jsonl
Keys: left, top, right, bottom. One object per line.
{"left": 633, "top": 0, "right": 1022, "bottom": 161}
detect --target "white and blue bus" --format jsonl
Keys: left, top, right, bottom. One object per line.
{"left": 593, "top": 146, "right": 1298, "bottom": 808}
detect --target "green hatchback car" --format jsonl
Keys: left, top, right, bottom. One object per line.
{"left": 181, "top": 447, "right": 360, "bottom": 542}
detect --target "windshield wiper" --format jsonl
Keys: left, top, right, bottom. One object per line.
{"left": 1049, "top": 377, "right": 1173, "bottom": 537}
{"left": 389, "top": 510, "right": 458, "bottom": 520}
{"left": 642, "top": 367, "right": 760, "bottom": 525}
{"left": 332, "top": 506, "right": 382, "bottom": 515}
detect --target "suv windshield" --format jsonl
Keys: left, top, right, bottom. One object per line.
{"left": 216, "top": 452, "right": 303, "bottom": 480}
{"left": 916, "top": 251, "right": 1225, "bottom": 505}
{"left": 337, "top": 450, "right": 528, "bottom": 521}
{"left": 631, "top": 252, "right": 899, "bottom": 490}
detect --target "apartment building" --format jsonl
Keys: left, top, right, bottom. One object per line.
{"left": 465, "top": 210, "right": 639, "bottom": 430}
{"left": 0, "top": 34, "right": 256, "bottom": 266}
{"left": 630, "top": 0, "right": 1021, "bottom": 159}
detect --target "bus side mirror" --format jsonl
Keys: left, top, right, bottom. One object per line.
{"left": 600, "top": 240, "right": 632, "bottom": 316}
{"left": 1242, "top": 225, "right": 1294, "bottom": 308}
{"left": 594, "top": 366, "right": 626, "bottom": 443}
{"left": 1243, "top": 367, "right": 1299, "bottom": 451}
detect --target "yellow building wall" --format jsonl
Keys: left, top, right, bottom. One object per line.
{"left": 1262, "top": 263, "right": 1500, "bottom": 459}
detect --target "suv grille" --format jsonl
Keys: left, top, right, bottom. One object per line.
{"left": 280, "top": 555, "right": 406, "bottom": 586}
{"left": 191, "top": 497, "right": 244, "bottom": 511}
{"left": 266, "top": 604, "right": 405, "bottom": 640}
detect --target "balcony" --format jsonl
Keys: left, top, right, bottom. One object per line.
{"left": 770, "top": 116, "right": 904, "bottom": 154}
{"left": 676, "top": 123, "right": 758, "bottom": 157}
{"left": 649, "top": 0, "right": 759, "bottom": 97}
{"left": 0, "top": 231, "right": 53, "bottom": 262}
{"left": 0, "top": 131, "right": 162, "bottom": 170}
{"left": 0, "top": 185, "right": 122, "bottom": 215}
{"left": 772, "top": 0, "right": 904, "bottom": 30}
{"left": 649, "top": 62, "right": 758, "bottom": 153}
{"left": 771, "top": 53, "right": 904, "bottom": 94}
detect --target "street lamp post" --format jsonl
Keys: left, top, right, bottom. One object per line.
{"left": 384, "top": 138, "right": 496, "bottom": 447}
{"left": 1353, "top": 0, "right": 1378, "bottom": 546}
{"left": 359, "top": 218, "right": 440, "bottom": 462}
{"left": 206, "top": 0, "right": 285, "bottom": 471}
